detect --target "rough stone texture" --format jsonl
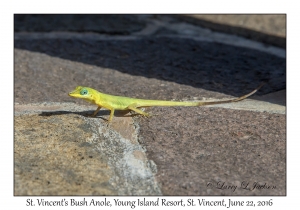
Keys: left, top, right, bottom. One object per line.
{"left": 14, "top": 114, "right": 114, "bottom": 195}
{"left": 14, "top": 14, "right": 286, "bottom": 196}
{"left": 14, "top": 14, "right": 146, "bottom": 34}
{"left": 14, "top": 104, "right": 161, "bottom": 196}
{"left": 137, "top": 107, "right": 286, "bottom": 195}
{"left": 174, "top": 14, "right": 286, "bottom": 48}
{"left": 188, "top": 15, "right": 286, "bottom": 38}
{"left": 14, "top": 37, "right": 285, "bottom": 104}
{"left": 14, "top": 14, "right": 286, "bottom": 48}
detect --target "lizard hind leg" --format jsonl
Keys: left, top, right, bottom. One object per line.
{"left": 127, "top": 103, "right": 150, "bottom": 117}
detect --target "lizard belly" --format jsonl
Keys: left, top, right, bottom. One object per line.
{"left": 99, "top": 100, "right": 130, "bottom": 110}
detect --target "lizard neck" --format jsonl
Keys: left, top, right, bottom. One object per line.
{"left": 93, "top": 90, "right": 103, "bottom": 105}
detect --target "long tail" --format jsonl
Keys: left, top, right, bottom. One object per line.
{"left": 136, "top": 83, "right": 264, "bottom": 107}
{"left": 197, "top": 83, "right": 264, "bottom": 106}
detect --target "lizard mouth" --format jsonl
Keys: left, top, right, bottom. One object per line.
{"left": 68, "top": 92, "right": 77, "bottom": 97}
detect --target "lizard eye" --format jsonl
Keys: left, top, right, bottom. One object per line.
{"left": 80, "top": 89, "right": 88, "bottom": 95}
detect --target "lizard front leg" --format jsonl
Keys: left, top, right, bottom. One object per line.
{"left": 108, "top": 108, "right": 115, "bottom": 122}
{"left": 92, "top": 105, "right": 115, "bottom": 122}
{"left": 92, "top": 106, "right": 102, "bottom": 117}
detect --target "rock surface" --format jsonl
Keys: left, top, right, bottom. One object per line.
{"left": 14, "top": 14, "right": 286, "bottom": 195}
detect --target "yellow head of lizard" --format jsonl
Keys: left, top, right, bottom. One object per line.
{"left": 68, "top": 86, "right": 96, "bottom": 104}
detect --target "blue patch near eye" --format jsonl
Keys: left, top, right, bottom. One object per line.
{"left": 80, "top": 89, "right": 88, "bottom": 95}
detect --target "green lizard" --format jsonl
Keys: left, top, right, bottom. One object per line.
{"left": 69, "top": 84, "right": 263, "bottom": 122}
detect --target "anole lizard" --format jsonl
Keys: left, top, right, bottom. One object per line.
{"left": 69, "top": 84, "right": 263, "bottom": 122}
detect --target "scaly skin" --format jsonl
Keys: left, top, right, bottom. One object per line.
{"left": 69, "top": 84, "right": 263, "bottom": 122}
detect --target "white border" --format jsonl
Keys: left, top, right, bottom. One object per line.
{"left": 3, "top": 0, "right": 295, "bottom": 208}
